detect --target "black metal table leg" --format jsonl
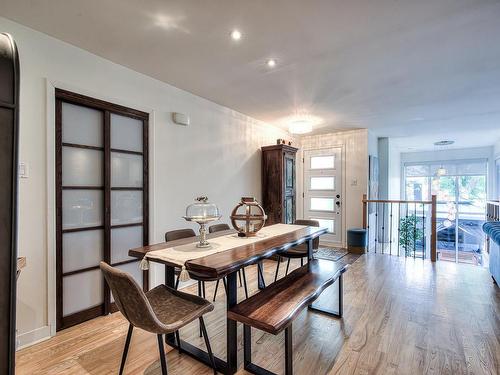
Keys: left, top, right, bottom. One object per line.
{"left": 226, "top": 271, "right": 238, "bottom": 374}
{"left": 285, "top": 324, "right": 293, "bottom": 375}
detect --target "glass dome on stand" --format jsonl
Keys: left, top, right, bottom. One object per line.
{"left": 183, "top": 196, "right": 221, "bottom": 248}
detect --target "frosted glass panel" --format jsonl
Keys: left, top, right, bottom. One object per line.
{"left": 62, "top": 147, "right": 103, "bottom": 187}
{"left": 63, "top": 230, "right": 103, "bottom": 273}
{"left": 63, "top": 269, "right": 103, "bottom": 316}
{"left": 111, "top": 191, "right": 142, "bottom": 225}
{"left": 111, "top": 261, "right": 142, "bottom": 302}
{"left": 111, "top": 226, "right": 143, "bottom": 264}
{"left": 310, "top": 197, "right": 335, "bottom": 211}
{"left": 62, "top": 102, "right": 103, "bottom": 147}
{"left": 311, "top": 156, "right": 334, "bottom": 169}
{"left": 312, "top": 218, "right": 335, "bottom": 234}
{"left": 310, "top": 177, "right": 335, "bottom": 190}
{"left": 63, "top": 190, "right": 103, "bottom": 229}
{"left": 110, "top": 113, "right": 143, "bottom": 152}
{"left": 111, "top": 152, "right": 143, "bottom": 187}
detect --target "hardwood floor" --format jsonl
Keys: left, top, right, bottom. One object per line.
{"left": 16, "top": 254, "right": 500, "bottom": 374}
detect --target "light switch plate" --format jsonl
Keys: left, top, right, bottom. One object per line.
{"left": 351, "top": 178, "right": 357, "bottom": 186}
{"left": 19, "top": 162, "right": 29, "bottom": 178}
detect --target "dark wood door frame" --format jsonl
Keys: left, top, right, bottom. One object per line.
{"left": 55, "top": 89, "right": 149, "bottom": 330}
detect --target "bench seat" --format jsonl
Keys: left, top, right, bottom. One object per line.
{"left": 228, "top": 259, "right": 347, "bottom": 334}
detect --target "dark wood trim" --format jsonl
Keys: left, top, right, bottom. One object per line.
{"left": 111, "top": 259, "right": 140, "bottom": 268}
{"left": 60, "top": 304, "right": 105, "bottom": 331}
{"left": 62, "top": 265, "right": 100, "bottom": 277}
{"left": 55, "top": 89, "right": 149, "bottom": 330}
{"left": 0, "top": 99, "right": 15, "bottom": 109}
{"left": 111, "top": 187, "right": 143, "bottom": 191}
{"left": 62, "top": 142, "right": 104, "bottom": 151}
{"left": 62, "top": 225, "right": 104, "bottom": 234}
{"left": 62, "top": 186, "right": 104, "bottom": 190}
{"left": 142, "top": 117, "right": 149, "bottom": 291}
{"left": 110, "top": 222, "right": 143, "bottom": 229}
{"left": 55, "top": 88, "right": 149, "bottom": 120}
{"left": 110, "top": 148, "right": 143, "bottom": 156}
{"left": 261, "top": 144, "right": 298, "bottom": 153}
{"left": 103, "top": 110, "right": 111, "bottom": 315}
{"left": 55, "top": 98, "right": 63, "bottom": 331}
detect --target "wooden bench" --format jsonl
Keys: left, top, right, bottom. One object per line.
{"left": 228, "top": 259, "right": 348, "bottom": 375}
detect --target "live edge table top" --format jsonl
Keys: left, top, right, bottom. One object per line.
{"left": 129, "top": 226, "right": 327, "bottom": 280}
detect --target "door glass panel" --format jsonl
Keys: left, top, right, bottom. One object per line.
{"left": 111, "top": 191, "right": 143, "bottom": 225}
{"left": 312, "top": 218, "right": 335, "bottom": 233}
{"left": 111, "top": 152, "right": 143, "bottom": 187}
{"left": 62, "top": 147, "right": 103, "bottom": 187}
{"left": 63, "top": 269, "right": 103, "bottom": 316}
{"left": 431, "top": 176, "right": 456, "bottom": 202}
{"left": 310, "top": 197, "right": 334, "bottom": 211}
{"left": 310, "top": 177, "right": 335, "bottom": 190}
{"left": 111, "top": 226, "right": 143, "bottom": 264}
{"left": 62, "top": 230, "right": 103, "bottom": 273}
{"left": 310, "top": 155, "right": 334, "bottom": 169}
{"left": 110, "top": 262, "right": 142, "bottom": 302}
{"left": 110, "top": 113, "right": 143, "bottom": 152}
{"left": 62, "top": 190, "right": 103, "bottom": 229}
{"left": 62, "top": 102, "right": 103, "bottom": 147}
{"left": 458, "top": 175, "right": 486, "bottom": 205}
{"left": 285, "top": 157, "right": 294, "bottom": 189}
{"left": 285, "top": 196, "right": 294, "bottom": 224}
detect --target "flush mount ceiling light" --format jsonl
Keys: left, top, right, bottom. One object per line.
{"left": 267, "top": 58, "right": 277, "bottom": 67}
{"left": 230, "top": 29, "right": 242, "bottom": 41}
{"left": 434, "top": 140, "right": 454, "bottom": 146}
{"left": 286, "top": 113, "right": 323, "bottom": 134}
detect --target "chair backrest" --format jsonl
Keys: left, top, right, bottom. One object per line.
{"left": 100, "top": 262, "right": 161, "bottom": 333}
{"left": 165, "top": 228, "right": 196, "bottom": 242}
{"left": 209, "top": 223, "right": 231, "bottom": 233}
{"left": 295, "top": 219, "right": 320, "bottom": 249}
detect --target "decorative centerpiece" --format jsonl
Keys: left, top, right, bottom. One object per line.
{"left": 230, "top": 197, "right": 267, "bottom": 237}
{"left": 183, "top": 196, "right": 221, "bottom": 248}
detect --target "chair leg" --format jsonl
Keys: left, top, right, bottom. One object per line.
{"left": 175, "top": 330, "right": 182, "bottom": 354}
{"left": 174, "top": 275, "right": 180, "bottom": 290}
{"left": 199, "top": 317, "right": 217, "bottom": 375}
{"left": 242, "top": 267, "right": 249, "bottom": 299}
{"left": 300, "top": 257, "right": 304, "bottom": 267}
{"left": 285, "top": 258, "right": 291, "bottom": 276}
{"left": 274, "top": 256, "right": 281, "bottom": 283}
{"left": 285, "top": 324, "right": 293, "bottom": 375}
{"left": 198, "top": 282, "right": 203, "bottom": 337}
{"left": 202, "top": 281, "right": 206, "bottom": 299}
{"left": 222, "top": 277, "right": 228, "bottom": 294}
{"left": 119, "top": 324, "right": 133, "bottom": 375}
{"left": 157, "top": 334, "right": 168, "bottom": 375}
{"left": 213, "top": 279, "right": 220, "bottom": 302}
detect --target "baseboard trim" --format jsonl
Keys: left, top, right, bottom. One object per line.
{"left": 16, "top": 325, "right": 52, "bottom": 350}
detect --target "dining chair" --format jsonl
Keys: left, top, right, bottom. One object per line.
{"left": 100, "top": 262, "right": 217, "bottom": 375}
{"left": 164, "top": 229, "right": 197, "bottom": 290}
{"left": 208, "top": 224, "right": 249, "bottom": 300}
{"left": 274, "top": 219, "right": 320, "bottom": 283}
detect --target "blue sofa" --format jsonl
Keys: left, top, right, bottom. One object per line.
{"left": 483, "top": 221, "right": 500, "bottom": 284}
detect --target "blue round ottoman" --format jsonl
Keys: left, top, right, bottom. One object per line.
{"left": 347, "top": 228, "right": 367, "bottom": 254}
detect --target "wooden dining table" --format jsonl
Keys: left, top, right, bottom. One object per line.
{"left": 129, "top": 225, "right": 327, "bottom": 374}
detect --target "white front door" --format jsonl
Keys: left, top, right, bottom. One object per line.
{"left": 304, "top": 148, "right": 343, "bottom": 244}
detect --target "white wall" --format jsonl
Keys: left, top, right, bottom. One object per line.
{"left": 400, "top": 146, "right": 496, "bottom": 199}
{"left": 297, "top": 129, "right": 369, "bottom": 246}
{"left": 1, "top": 17, "right": 291, "bottom": 347}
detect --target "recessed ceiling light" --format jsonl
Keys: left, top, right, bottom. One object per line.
{"left": 230, "top": 29, "right": 242, "bottom": 41}
{"left": 267, "top": 59, "right": 277, "bottom": 67}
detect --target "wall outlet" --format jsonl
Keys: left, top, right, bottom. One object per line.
{"left": 351, "top": 178, "right": 358, "bottom": 186}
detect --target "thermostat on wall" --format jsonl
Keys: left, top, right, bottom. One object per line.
{"left": 172, "top": 112, "right": 190, "bottom": 126}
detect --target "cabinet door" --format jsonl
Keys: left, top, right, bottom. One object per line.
{"left": 283, "top": 153, "right": 296, "bottom": 223}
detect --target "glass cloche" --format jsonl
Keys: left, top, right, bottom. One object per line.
{"left": 183, "top": 196, "right": 221, "bottom": 248}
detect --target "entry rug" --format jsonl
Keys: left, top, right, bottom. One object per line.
{"left": 314, "top": 247, "right": 348, "bottom": 262}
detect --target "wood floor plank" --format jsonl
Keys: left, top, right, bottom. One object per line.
{"left": 16, "top": 254, "right": 500, "bottom": 374}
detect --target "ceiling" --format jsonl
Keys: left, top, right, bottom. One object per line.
{"left": 1, "top": 0, "right": 500, "bottom": 144}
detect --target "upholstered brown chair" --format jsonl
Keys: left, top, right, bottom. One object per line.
{"left": 208, "top": 224, "right": 249, "bottom": 300}
{"left": 100, "top": 262, "right": 216, "bottom": 375}
{"left": 274, "top": 219, "right": 320, "bottom": 282}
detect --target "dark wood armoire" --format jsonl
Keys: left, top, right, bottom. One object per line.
{"left": 0, "top": 33, "right": 20, "bottom": 375}
{"left": 261, "top": 144, "right": 298, "bottom": 225}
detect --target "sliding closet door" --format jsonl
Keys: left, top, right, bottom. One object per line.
{"left": 56, "top": 89, "right": 148, "bottom": 330}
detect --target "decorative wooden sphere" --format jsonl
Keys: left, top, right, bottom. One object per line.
{"left": 230, "top": 197, "right": 267, "bottom": 237}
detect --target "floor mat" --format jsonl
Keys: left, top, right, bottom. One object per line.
{"left": 314, "top": 247, "right": 348, "bottom": 261}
